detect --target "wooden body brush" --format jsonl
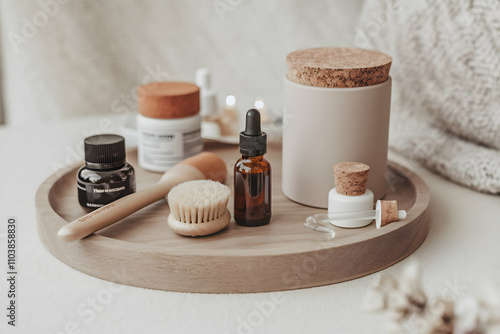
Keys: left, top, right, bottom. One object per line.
{"left": 167, "top": 180, "right": 231, "bottom": 237}
{"left": 58, "top": 152, "right": 227, "bottom": 242}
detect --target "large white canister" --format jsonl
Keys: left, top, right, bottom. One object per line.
{"left": 282, "top": 47, "right": 392, "bottom": 208}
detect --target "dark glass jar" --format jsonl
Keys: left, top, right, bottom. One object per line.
{"left": 77, "top": 135, "right": 136, "bottom": 210}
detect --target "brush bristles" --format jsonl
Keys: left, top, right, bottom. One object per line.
{"left": 167, "top": 180, "right": 231, "bottom": 224}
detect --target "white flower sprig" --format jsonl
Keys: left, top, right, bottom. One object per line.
{"left": 363, "top": 262, "right": 500, "bottom": 334}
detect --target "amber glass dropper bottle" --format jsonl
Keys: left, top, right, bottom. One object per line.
{"left": 234, "top": 109, "right": 272, "bottom": 226}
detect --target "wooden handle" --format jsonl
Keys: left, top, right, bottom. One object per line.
{"left": 58, "top": 164, "right": 205, "bottom": 242}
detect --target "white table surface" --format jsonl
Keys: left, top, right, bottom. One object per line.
{"left": 1, "top": 114, "right": 499, "bottom": 334}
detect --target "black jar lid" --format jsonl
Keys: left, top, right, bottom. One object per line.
{"left": 84, "top": 134, "right": 126, "bottom": 169}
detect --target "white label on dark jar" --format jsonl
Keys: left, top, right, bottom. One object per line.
{"left": 77, "top": 179, "right": 135, "bottom": 209}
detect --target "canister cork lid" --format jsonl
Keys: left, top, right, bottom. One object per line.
{"left": 286, "top": 47, "right": 392, "bottom": 88}
{"left": 138, "top": 82, "right": 200, "bottom": 119}
{"left": 333, "top": 161, "right": 370, "bottom": 196}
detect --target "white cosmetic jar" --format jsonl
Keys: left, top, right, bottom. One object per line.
{"left": 282, "top": 48, "right": 392, "bottom": 208}
{"left": 137, "top": 82, "right": 203, "bottom": 173}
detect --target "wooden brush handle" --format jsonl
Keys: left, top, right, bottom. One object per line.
{"left": 58, "top": 164, "right": 205, "bottom": 242}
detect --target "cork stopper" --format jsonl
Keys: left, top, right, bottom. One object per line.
{"left": 333, "top": 162, "right": 370, "bottom": 196}
{"left": 286, "top": 47, "right": 392, "bottom": 88}
{"left": 377, "top": 200, "right": 401, "bottom": 228}
{"left": 138, "top": 82, "right": 200, "bottom": 119}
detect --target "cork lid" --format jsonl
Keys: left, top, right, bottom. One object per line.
{"left": 376, "top": 200, "right": 404, "bottom": 228}
{"left": 286, "top": 47, "right": 392, "bottom": 88}
{"left": 333, "top": 161, "right": 370, "bottom": 196}
{"left": 138, "top": 82, "right": 200, "bottom": 119}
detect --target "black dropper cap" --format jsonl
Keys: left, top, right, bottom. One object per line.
{"left": 84, "top": 134, "right": 126, "bottom": 169}
{"left": 239, "top": 109, "right": 267, "bottom": 157}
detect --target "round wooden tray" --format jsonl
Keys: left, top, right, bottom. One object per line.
{"left": 36, "top": 142, "right": 430, "bottom": 293}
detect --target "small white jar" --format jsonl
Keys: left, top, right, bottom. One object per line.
{"left": 137, "top": 82, "right": 203, "bottom": 172}
{"left": 328, "top": 188, "right": 374, "bottom": 228}
{"left": 328, "top": 162, "right": 374, "bottom": 228}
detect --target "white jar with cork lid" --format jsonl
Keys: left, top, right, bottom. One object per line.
{"left": 137, "top": 82, "right": 203, "bottom": 172}
{"left": 329, "top": 161, "right": 374, "bottom": 228}
{"left": 283, "top": 47, "right": 392, "bottom": 208}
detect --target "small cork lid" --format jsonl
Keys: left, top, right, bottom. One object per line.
{"left": 138, "top": 82, "right": 200, "bottom": 119}
{"left": 376, "top": 200, "right": 403, "bottom": 228}
{"left": 286, "top": 47, "right": 392, "bottom": 88}
{"left": 333, "top": 161, "right": 370, "bottom": 196}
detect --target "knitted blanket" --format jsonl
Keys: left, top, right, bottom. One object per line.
{"left": 357, "top": 0, "right": 500, "bottom": 194}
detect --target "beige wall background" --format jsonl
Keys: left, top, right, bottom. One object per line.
{"left": 0, "top": 0, "right": 364, "bottom": 125}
